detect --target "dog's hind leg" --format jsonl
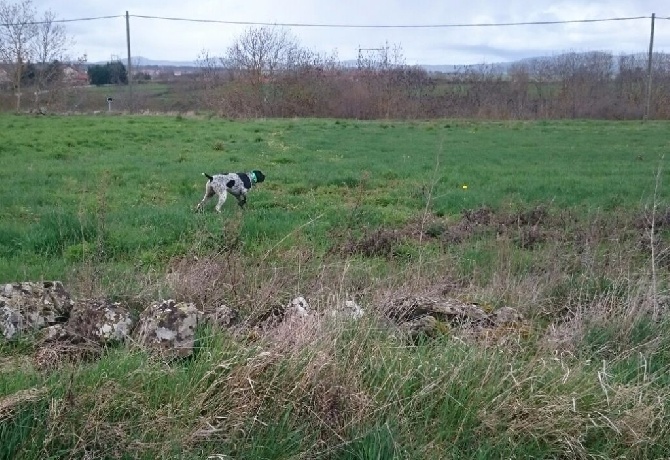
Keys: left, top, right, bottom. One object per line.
{"left": 214, "top": 190, "right": 228, "bottom": 213}
{"left": 196, "top": 182, "right": 215, "bottom": 211}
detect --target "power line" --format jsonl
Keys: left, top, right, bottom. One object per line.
{"left": 130, "top": 14, "right": 652, "bottom": 28}
{"left": 1, "top": 13, "right": 658, "bottom": 29}
{"left": 51, "top": 14, "right": 124, "bottom": 24}
{"left": 0, "top": 14, "right": 122, "bottom": 27}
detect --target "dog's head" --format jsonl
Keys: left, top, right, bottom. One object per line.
{"left": 252, "top": 170, "right": 266, "bottom": 184}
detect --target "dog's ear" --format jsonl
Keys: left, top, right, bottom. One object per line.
{"left": 253, "top": 170, "right": 266, "bottom": 183}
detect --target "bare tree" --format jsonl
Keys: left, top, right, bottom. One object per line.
{"left": 225, "top": 26, "right": 302, "bottom": 87}
{"left": 223, "top": 26, "right": 322, "bottom": 116}
{"left": 507, "top": 63, "right": 530, "bottom": 118}
{"left": 0, "top": 0, "right": 38, "bottom": 111}
{"left": 271, "top": 48, "right": 339, "bottom": 117}
{"left": 32, "top": 9, "right": 71, "bottom": 110}
{"left": 355, "top": 42, "right": 409, "bottom": 118}
{"left": 195, "top": 49, "right": 228, "bottom": 112}
{"left": 33, "top": 10, "right": 67, "bottom": 64}
{"left": 548, "top": 51, "right": 615, "bottom": 118}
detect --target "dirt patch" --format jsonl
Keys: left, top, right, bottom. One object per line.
{"left": 421, "top": 205, "right": 550, "bottom": 249}
{"left": 424, "top": 204, "right": 646, "bottom": 252}
{"left": 463, "top": 206, "right": 495, "bottom": 226}
{"left": 330, "top": 228, "right": 403, "bottom": 258}
{"left": 330, "top": 204, "right": 653, "bottom": 264}
{"left": 328, "top": 213, "right": 445, "bottom": 258}
{"left": 634, "top": 206, "right": 670, "bottom": 230}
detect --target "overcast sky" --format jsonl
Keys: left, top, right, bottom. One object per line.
{"left": 35, "top": 1, "right": 669, "bottom": 65}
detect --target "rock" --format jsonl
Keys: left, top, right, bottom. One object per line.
{"left": 492, "top": 306, "right": 523, "bottom": 325}
{"left": 400, "top": 315, "right": 447, "bottom": 341}
{"left": 40, "top": 324, "right": 70, "bottom": 342}
{"left": 343, "top": 300, "right": 365, "bottom": 319}
{"left": 0, "top": 305, "right": 23, "bottom": 341}
{"left": 383, "top": 295, "right": 523, "bottom": 342}
{"left": 0, "top": 281, "right": 73, "bottom": 340}
{"left": 385, "top": 295, "right": 489, "bottom": 326}
{"left": 134, "top": 300, "right": 202, "bottom": 359}
{"left": 247, "top": 296, "right": 312, "bottom": 330}
{"left": 205, "top": 304, "right": 239, "bottom": 329}
{"left": 286, "top": 296, "right": 310, "bottom": 319}
{"left": 31, "top": 300, "right": 134, "bottom": 371}
{"left": 329, "top": 300, "right": 365, "bottom": 320}
{"left": 66, "top": 299, "right": 135, "bottom": 344}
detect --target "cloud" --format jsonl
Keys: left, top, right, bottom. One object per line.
{"left": 33, "top": 1, "right": 668, "bottom": 65}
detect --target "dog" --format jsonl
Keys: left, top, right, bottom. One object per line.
{"left": 196, "top": 170, "right": 265, "bottom": 212}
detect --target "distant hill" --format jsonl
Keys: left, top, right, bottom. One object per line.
{"left": 92, "top": 51, "right": 656, "bottom": 74}
{"left": 91, "top": 56, "right": 198, "bottom": 67}
{"left": 133, "top": 57, "right": 199, "bottom": 67}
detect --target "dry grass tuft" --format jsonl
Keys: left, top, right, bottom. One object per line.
{"left": 33, "top": 342, "right": 103, "bottom": 373}
{"left": 192, "top": 315, "right": 372, "bottom": 449}
{"left": 479, "top": 360, "right": 665, "bottom": 457}
{"left": 0, "top": 387, "right": 47, "bottom": 423}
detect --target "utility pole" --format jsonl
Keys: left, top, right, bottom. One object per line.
{"left": 644, "top": 13, "right": 655, "bottom": 120}
{"left": 126, "top": 11, "right": 133, "bottom": 113}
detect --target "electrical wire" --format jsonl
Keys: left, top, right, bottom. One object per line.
{"left": 1, "top": 13, "right": 658, "bottom": 29}
{"left": 0, "top": 14, "right": 122, "bottom": 27}
{"left": 130, "top": 14, "right": 652, "bottom": 28}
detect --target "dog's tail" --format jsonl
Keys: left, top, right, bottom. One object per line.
{"left": 203, "top": 173, "right": 214, "bottom": 181}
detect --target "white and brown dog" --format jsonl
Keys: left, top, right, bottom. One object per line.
{"left": 196, "top": 170, "right": 265, "bottom": 212}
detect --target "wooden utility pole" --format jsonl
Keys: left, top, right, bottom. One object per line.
{"left": 645, "top": 13, "right": 655, "bottom": 120}
{"left": 126, "top": 11, "right": 133, "bottom": 113}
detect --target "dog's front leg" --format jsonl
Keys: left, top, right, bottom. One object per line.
{"left": 235, "top": 193, "right": 247, "bottom": 208}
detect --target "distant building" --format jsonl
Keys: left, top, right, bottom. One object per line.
{"left": 62, "top": 66, "right": 89, "bottom": 85}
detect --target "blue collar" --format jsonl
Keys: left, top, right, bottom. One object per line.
{"left": 250, "top": 171, "right": 257, "bottom": 184}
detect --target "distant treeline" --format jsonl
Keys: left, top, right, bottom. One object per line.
{"left": 2, "top": 51, "right": 669, "bottom": 120}
{"left": 188, "top": 51, "right": 670, "bottom": 120}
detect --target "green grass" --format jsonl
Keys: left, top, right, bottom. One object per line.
{"left": 2, "top": 114, "right": 670, "bottom": 459}
{"left": 0, "top": 115, "right": 668, "bottom": 281}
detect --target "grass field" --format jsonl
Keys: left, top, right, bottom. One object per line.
{"left": 1, "top": 115, "right": 667, "bottom": 281}
{"left": 1, "top": 114, "right": 670, "bottom": 459}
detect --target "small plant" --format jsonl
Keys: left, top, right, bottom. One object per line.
{"left": 425, "top": 222, "right": 446, "bottom": 238}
